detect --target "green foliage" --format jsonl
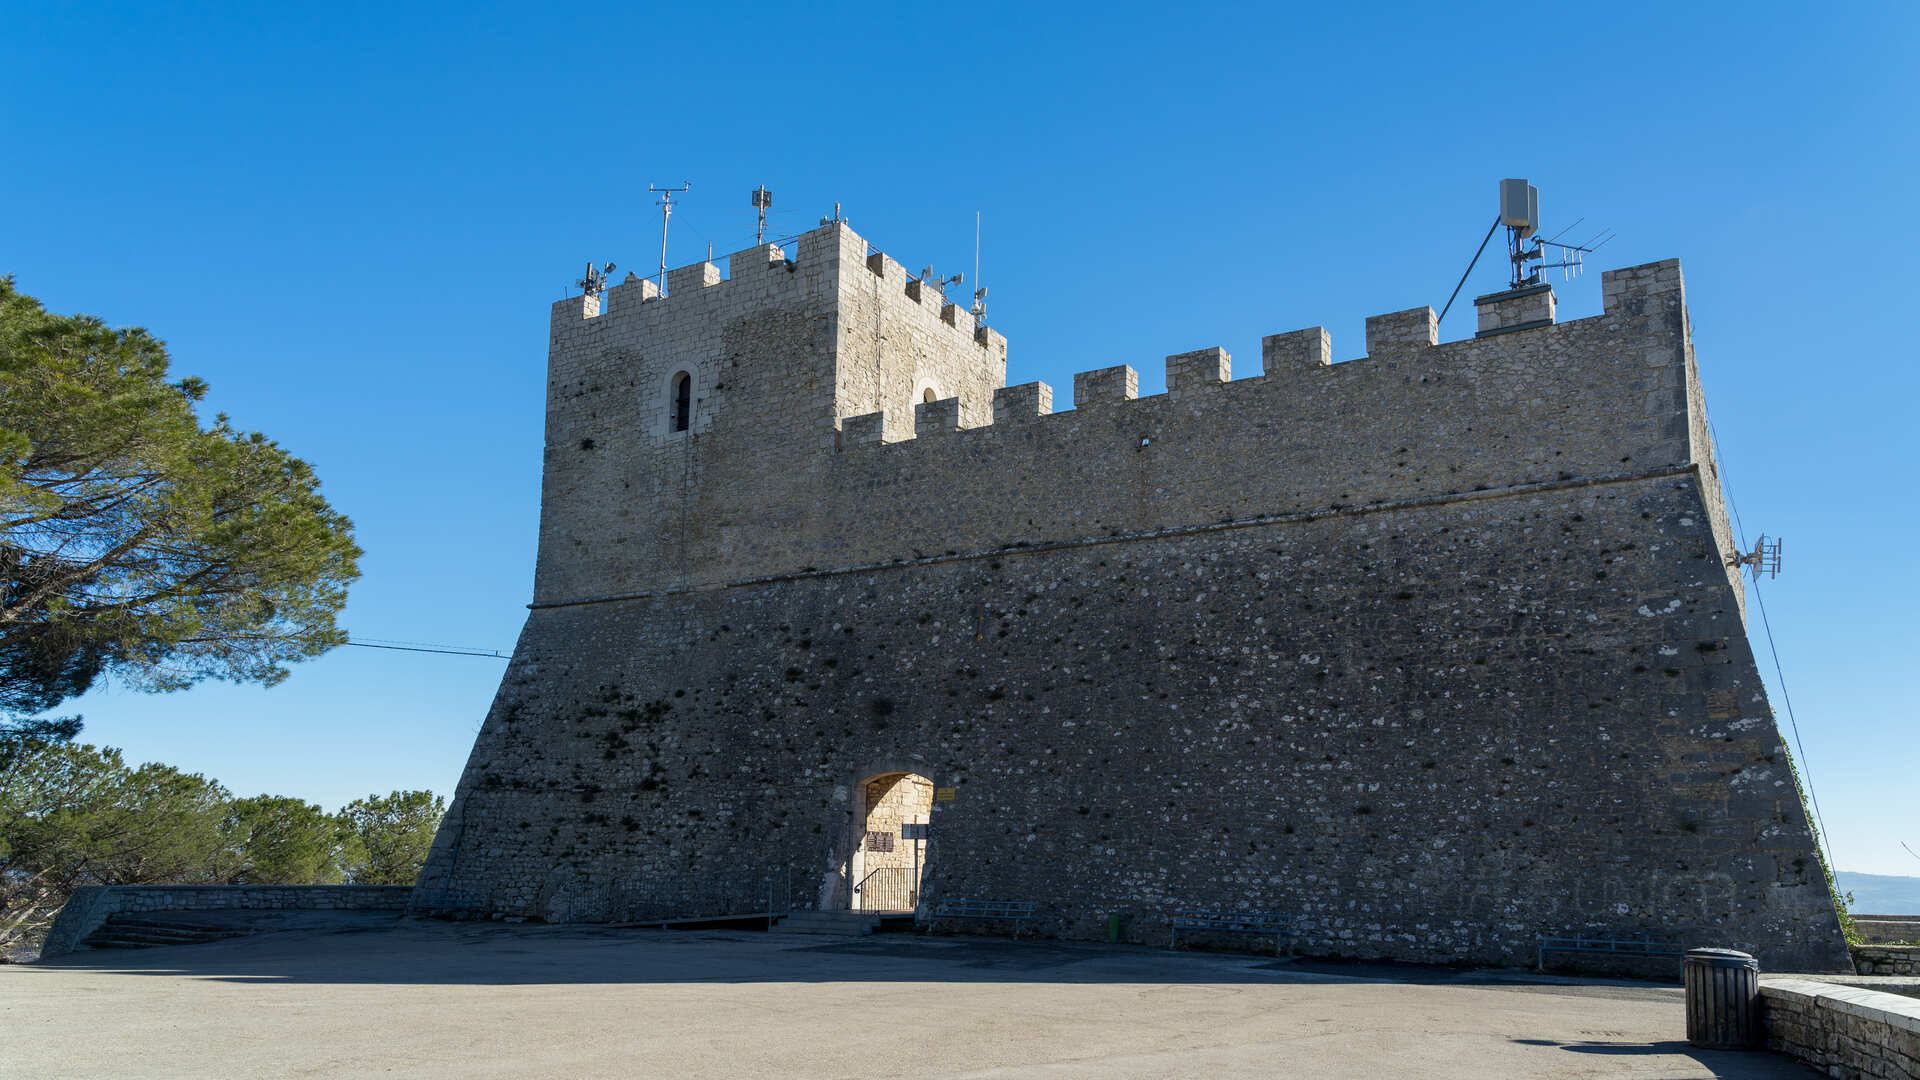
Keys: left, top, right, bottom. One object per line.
{"left": 1834, "top": 883, "right": 1861, "bottom": 947}
{"left": 220, "top": 795, "right": 346, "bottom": 885}
{"left": 0, "top": 741, "right": 230, "bottom": 889}
{"left": 1778, "top": 737, "right": 1860, "bottom": 946}
{"left": 337, "top": 790, "right": 446, "bottom": 886}
{"left": 0, "top": 738, "right": 441, "bottom": 953}
{"left": 0, "top": 741, "right": 232, "bottom": 949}
{"left": 0, "top": 714, "right": 81, "bottom": 772}
{"left": 0, "top": 275, "right": 361, "bottom": 713}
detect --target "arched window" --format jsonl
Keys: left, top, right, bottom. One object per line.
{"left": 672, "top": 372, "right": 692, "bottom": 432}
{"left": 922, "top": 387, "right": 937, "bottom": 404}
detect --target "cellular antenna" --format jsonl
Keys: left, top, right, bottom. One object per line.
{"left": 1499, "top": 178, "right": 1614, "bottom": 289}
{"left": 575, "top": 261, "right": 616, "bottom": 301}
{"left": 648, "top": 180, "right": 693, "bottom": 293}
{"left": 751, "top": 185, "right": 773, "bottom": 244}
{"left": 1437, "top": 179, "right": 1615, "bottom": 325}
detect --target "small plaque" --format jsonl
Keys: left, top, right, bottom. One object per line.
{"left": 934, "top": 787, "right": 956, "bottom": 803}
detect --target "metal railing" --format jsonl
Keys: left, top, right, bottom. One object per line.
{"left": 853, "top": 866, "right": 916, "bottom": 912}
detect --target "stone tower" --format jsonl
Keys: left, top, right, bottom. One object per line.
{"left": 415, "top": 219, "right": 1850, "bottom": 973}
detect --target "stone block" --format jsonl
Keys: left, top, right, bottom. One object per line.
{"left": 1166, "top": 347, "right": 1230, "bottom": 392}
{"left": 1262, "top": 327, "right": 1330, "bottom": 371}
{"left": 1072, "top": 365, "right": 1137, "bottom": 408}
{"left": 993, "top": 381, "right": 1053, "bottom": 424}
{"left": 1364, "top": 306, "right": 1437, "bottom": 357}
{"left": 665, "top": 261, "right": 721, "bottom": 296}
{"left": 1474, "top": 283, "right": 1556, "bottom": 337}
{"left": 914, "top": 396, "right": 961, "bottom": 437}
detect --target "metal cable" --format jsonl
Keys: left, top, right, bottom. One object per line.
{"left": 1707, "top": 412, "right": 1834, "bottom": 862}
{"left": 346, "top": 640, "right": 509, "bottom": 659}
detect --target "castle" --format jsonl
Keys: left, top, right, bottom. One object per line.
{"left": 413, "top": 217, "right": 1851, "bottom": 972}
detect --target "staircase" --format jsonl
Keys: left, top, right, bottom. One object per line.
{"left": 771, "top": 910, "right": 883, "bottom": 937}
{"left": 82, "top": 914, "right": 252, "bottom": 950}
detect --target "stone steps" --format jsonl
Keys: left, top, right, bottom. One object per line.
{"left": 82, "top": 915, "right": 251, "bottom": 950}
{"left": 771, "top": 911, "right": 882, "bottom": 937}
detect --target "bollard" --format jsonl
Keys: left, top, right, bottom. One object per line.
{"left": 1684, "top": 947, "right": 1760, "bottom": 1050}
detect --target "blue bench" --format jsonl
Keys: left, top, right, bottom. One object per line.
{"left": 1171, "top": 909, "right": 1295, "bottom": 953}
{"left": 1536, "top": 936, "right": 1685, "bottom": 972}
{"left": 933, "top": 898, "right": 1037, "bottom": 937}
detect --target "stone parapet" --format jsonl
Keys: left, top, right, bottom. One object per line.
{"left": 1853, "top": 916, "right": 1920, "bottom": 946}
{"left": 40, "top": 885, "right": 412, "bottom": 960}
{"left": 1854, "top": 945, "right": 1920, "bottom": 976}
{"left": 1761, "top": 978, "right": 1920, "bottom": 1079}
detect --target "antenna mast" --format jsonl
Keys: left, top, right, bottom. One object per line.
{"left": 1439, "top": 179, "right": 1615, "bottom": 325}
{"left": 575, "top": 260, "right": 616, "bottom": 301}
{"left": 971, "top": 211, "right": 988, "bottom": 323}
{"left": 752, "top": 185, "right": 773, "bottom": 245}
{"left": 648, "top": 180, "right": 692, "bottom": 293}
{"left": 1500, "top": 178, "right": 1613, "bottom": 289}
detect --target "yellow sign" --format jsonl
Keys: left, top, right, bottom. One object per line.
{"left": 934, "top": 787, "right": 956, "bottom": 802}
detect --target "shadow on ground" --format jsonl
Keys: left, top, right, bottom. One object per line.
{"left": 28, "top": 911, "right": 1692, "bottom": 1001}
{"left": 1516, "top": 1038, "right": 1785, "bottom": 1078}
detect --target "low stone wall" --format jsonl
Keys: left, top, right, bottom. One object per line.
{"left": 1852, "top": 945, "right": 1920, "bottom": 976}
{"left": 1761, "top": 978, "right": 1920, "bottom": 1079}
{"left": 39, "top": 885, "right": 412, "bottom": 960}
{"left": 1852, "top": 916, "right": 1920, "bottom": 947}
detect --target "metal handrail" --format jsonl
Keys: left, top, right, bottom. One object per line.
{"left": 853, "top": 866, "right": 915, "bottom": 912}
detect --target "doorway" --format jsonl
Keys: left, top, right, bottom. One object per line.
{"left": 850, "top": 772, "right": 933, "bottom": 912}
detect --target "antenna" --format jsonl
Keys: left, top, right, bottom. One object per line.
{"left": 916, "top": 266, "right": 963, "bottom": 303}
{"left": 575, "top": 261, "right": 616, "bottom": 300}
{"left": 1437, "top": 179, "right": 1616, "bottom": 325}
{"left": 648, "top": 181, "right": 692, "bottom": 293}
{"left": 1726, "top": 534, "right": 1784, "bottom": 581}
{"left": 1499, "top": 178, "right": 1614, "bottom": 289}
{"left": 751, "top": 185, "right": 773, "bottom": 244}
{"left": 970, "top": 210, "right": 988, "bottom": 323}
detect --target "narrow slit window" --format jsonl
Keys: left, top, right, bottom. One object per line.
{"left": 672, "top": 372, "right": 692, "bottom": 432}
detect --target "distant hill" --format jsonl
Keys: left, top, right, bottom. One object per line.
{"left": 1835, "top": 871, "right": 1920, "bottom": 915}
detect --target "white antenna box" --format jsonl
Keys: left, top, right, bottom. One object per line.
{"left": 1500, "top": 178, "right": 1539, "bottom": 238}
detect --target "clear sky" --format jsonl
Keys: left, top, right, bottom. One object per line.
{"left": 5, "top": 3, "right": 1916, "bottom": 875}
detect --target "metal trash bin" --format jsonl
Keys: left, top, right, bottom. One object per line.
{"left": 1684, "top": 947, "right": 1760, "bottom": 1050}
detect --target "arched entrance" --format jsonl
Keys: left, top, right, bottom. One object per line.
{"left": 850, "top": 772, "right": 933, "bottom": 912}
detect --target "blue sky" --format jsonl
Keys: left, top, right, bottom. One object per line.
{"left": 5, "top": 3, "right": 1916, "bottom": 875}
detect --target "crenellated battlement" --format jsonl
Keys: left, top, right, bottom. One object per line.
{"left": 834, "top": 258, "right": 1689, "bottom": 466}
{"left": 767, "top": 254, "right": 1709, "bottom": 594}
{"left": 536, "top": 212, "right": 1699, "bottom": 608}
{"left": 548, "top": 224, "right": 1003, "bottom": 360}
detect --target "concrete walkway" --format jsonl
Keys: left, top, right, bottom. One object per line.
{"left": 2, "top": 917, "right": 1815, "bottom": 1079}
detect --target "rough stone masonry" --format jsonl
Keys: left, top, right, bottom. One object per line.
{"left": 413, "top": 219, "right": 1851, "bottom": 972}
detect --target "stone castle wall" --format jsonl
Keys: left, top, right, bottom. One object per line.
{"left": 535, "top": 225, "right": 1005, "bottom": 604}
{"left": 418, "top": 221, "right": 1849, "bottom": 972}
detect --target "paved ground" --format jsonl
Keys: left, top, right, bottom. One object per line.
{"left": 3, "top": 916, "right": 1815, "bottom": 1079}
